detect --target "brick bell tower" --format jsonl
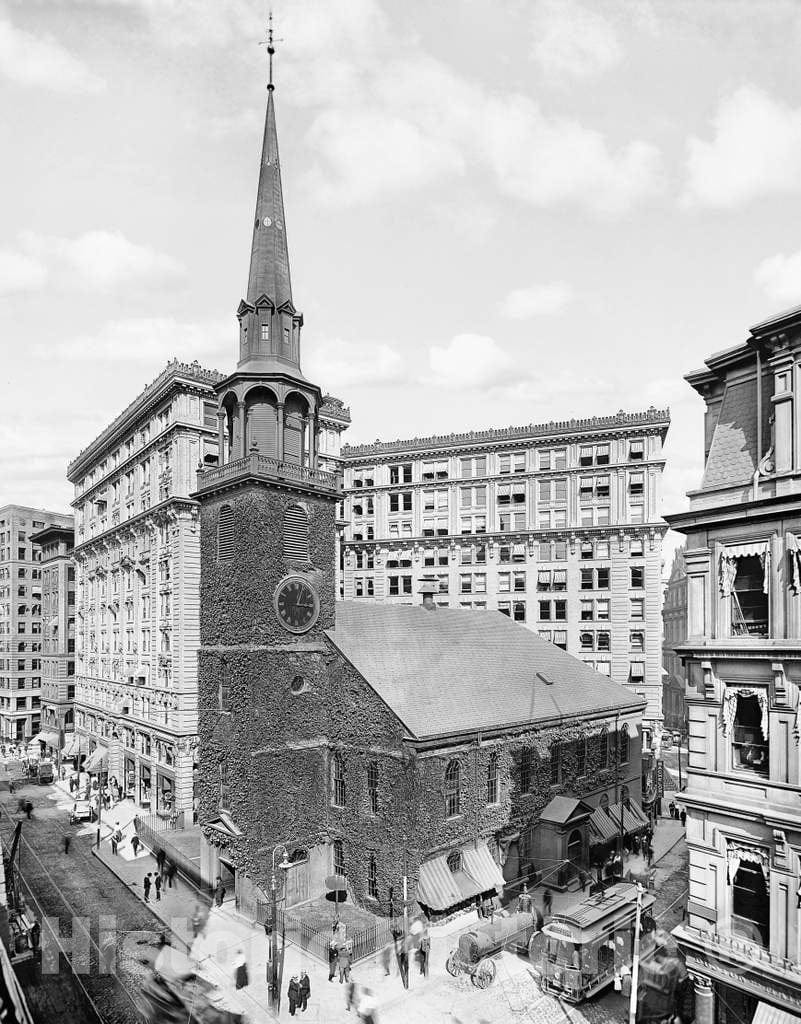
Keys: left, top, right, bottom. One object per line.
{"left": 193, "top": 29, "right": 340, "bottom": 902}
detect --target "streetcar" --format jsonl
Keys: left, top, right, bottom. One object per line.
{"left": 529, "top": 881, "right": 655, "bottom": 1003}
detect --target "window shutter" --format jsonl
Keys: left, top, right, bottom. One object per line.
{"left": 217, "top": 505, "right": 234, "bottom": 561}
{"left": 283, "top": 505, "right": 309, "bottom": 563}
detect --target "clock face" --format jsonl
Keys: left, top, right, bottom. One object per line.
{"left": 274, "top": 576, "right": 319, "bottom": 634}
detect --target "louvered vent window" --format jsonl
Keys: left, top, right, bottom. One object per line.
{"left": 217, "top": 505, "right": 235, "bottom": 561}
{"left": 283, "top": 505, "right": 309, "bottom": 562}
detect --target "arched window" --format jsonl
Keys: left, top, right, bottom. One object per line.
{"left": 619, "top": 724, "right": 630, "bottom": 764}
{"left": 217, "top": 505, "right": 234, "bottom": 561}
{"left": 486, "top": 751, "right": 499, "bottom": 805}
{"left": 333, "top": 839, "right": 346, "bottom": 877}
{"left": 367, "top": 853, "right": 378, "bottom": 899}
{"left": 367, "top": 761, "right": 379, "bottom": 814}
{"left": 446, "top": 850, "right": 462, "bottom": 873}
{"left": 283, "top": 505, "right": 309, "bottom": 563}
{"left": 445, "top": 759, "right": 461, "bottom": 818}
{"left": 520, "top": 747, "right": 537, "bottom": 794}
{"left": 332, "top": 754, "right": 346, "bottom": 807}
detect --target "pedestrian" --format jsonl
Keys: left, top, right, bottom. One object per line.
{"left": 143, "top": 873, "right": 152, "bottom": 903}
{"left": 29, "top": 921, "right": 40, "bottom": 952}
{"left": 24, "top": 801, "right": 32, "bottom": 820}
{"left": 328, "top": 938, "right": 338, "bottom": 981}
{"left": 288, "top": 975, "right": 300, "bottom": 1016}
{"left": 96, "top": 828, "right": 101, "bottom": 849}
{"left": 155, "top": 873, "right": 162, "bottom": 901}
{"left": 418, "top": 933, "right": 430, "bottom": 976}
{"left": 156, "top": 848, "right": 166, "bottom": 877}
{"left": 299, "top": 969, "right": 310, "bottom": 1011}
{"left": 338, "top": 941, "right": 352, "bottom": 983}
{"left": 191, "top": 903, "right": 204, "bottom": 938}
{"left": 166, "top": 861, "right": 176, "bottom": 888}
{"left": 131, "top": 834, "right": 140, "bottom": 857}
{"left": 647, "top": 842, "right": 654, "bottom": 867}
{"left": 345, "top": 976, "right": 358, "bottom": 1012}
{"left": 380, "top": 940, "right": 392, "bottom": 976}
{"left": 110, "top": 832, "right": 118, "bottom": 855}
{"left": 63, "top": 835, "right": 71, "bottom": 855}
{"left": 214, "top": 875, "right": 226, "bottom": 907}
{"left": 680, "top": 808, "right": 687, "bottom": 828}
{"left": 233, "top": 949, "right": 248, "bottom": 989}
{"left": 543, "top": 889, "right": 552, "bottom": 917}
{"left": 359, "top": 986, "right": 377, "bottom": 1024}
{"left": 669, "top": 799, "right": 676, "bottom": 819}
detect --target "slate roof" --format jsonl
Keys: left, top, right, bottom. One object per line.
{"left": 326, "top": 603, "right": 643, "bottom": 740}
{"left": 539, "top": 796, "right": 592, "bottom": 825}
{"left": 701, "top": 379, "right": 758, "bottom": 489}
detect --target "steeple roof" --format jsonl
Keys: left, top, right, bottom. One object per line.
{"left": 246, "top": 86, "right": 292, "bottom": 308}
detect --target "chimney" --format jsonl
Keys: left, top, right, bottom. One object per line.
{"left": 418, "top": 579, "right": 438, "bottom": 611}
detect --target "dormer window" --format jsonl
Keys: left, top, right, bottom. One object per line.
{"left": 283, "top": 327, "right": 291, "bottom": 348}
{"left": 260, "top": 323, "right": 269, "bottom": 342}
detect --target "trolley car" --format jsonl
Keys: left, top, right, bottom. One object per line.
{"left": 529, "top": 882, "right": 655, "bottom": 1004}
{"left": 445, "top": 909, "right": 543, "bottom": 989}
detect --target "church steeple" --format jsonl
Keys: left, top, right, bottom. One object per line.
{"left": 236, "top": 18, "right": 304, "bottom": 376}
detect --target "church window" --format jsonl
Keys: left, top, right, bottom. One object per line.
{"left": 290, "top": 675, "right": 305, "bottom": 694}
{"left": 283, "top": 504, "right": 309, "bottom": 563}
{"left": 367, "top": 854, "right": 378, "bottom": 899}
{"left": 367, "top": 761, "right": 379, "bottom": 814}
{"left": 486, "top": 752, "right": 498, "bottom": 804}
{"left": 550, "top": 743, "right": 561, "bottom": 785}
{"left": 444, "top": 760, "right": 461, "bottom": 818}
{"left": 260, "top": 323, "right": 269, "bottom": 342}
{"left": 217, "top": 505, "right": 234, "bottom": 562}
{"left": 619, "top": 725, "right": 630, "bottom": 764}
{"left": 332, "top": 755, "right": 346, "bottom": 807}
{"left": 446, "top": 850, "right": 462, "bottom": 873}
{"left": 333, "top": 839, "right": 346, "bottom": 878}
{"left": 283, "top": 327, "right": 291, "bottom": 348}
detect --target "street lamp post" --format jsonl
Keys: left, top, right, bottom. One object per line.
{"left": 268, "top": 843, "right": 291, "bottom": 1012}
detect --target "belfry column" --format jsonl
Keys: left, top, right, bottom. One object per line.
{"left": 217, "top": 410, "right": 226, "bottom": 465}
{"left": 277, "top": 402, "right": 285, "bottom": 460}
{"left": 237, "top": 401, "right": 246, "bottom": 458}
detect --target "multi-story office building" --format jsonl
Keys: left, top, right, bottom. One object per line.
{"left": 30, "top": 523, "right": 75, "bottom": 764}
{"left": 662, "top": 545, "right": 688, "bottom": 735}
{"left": 0, "top": 505, "right": 73, "bottom": 743}
{"left": 666, "top": 307, "right": 801, "bottom": 1024}
{"left": 340, "top": 409, "right": 670, "bottom": 732}
{"left": 67, "top": 360, "right": 349, "bottom": 815}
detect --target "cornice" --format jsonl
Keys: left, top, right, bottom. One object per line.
{"left": 68, "top": 360, "right": 224, "bottom": 482}
{"left": 343, "top": 522, "right": 666, "bottom": 550}
{"left": 342, "top": 408, "right": 670, "bottom": 461}
{"left": 73, "top": 497, "right": 198, "bottom": 557}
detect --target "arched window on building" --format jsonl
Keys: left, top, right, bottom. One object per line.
{"left": 217, "top": 505, "right": 234, "bottom": 562}
{"left": 333, "top": 839, "right": 346, "bottom": 878}
{"left": 445, "top": 759, "right": 461, "bottom": 818}
{"left": 367, "top": 761, "right": 379, "bottom": 815}
{"left": 486, "top": 751, "right": 499, "bottom": 805}
{"left": 367, "top": 853, "right": 378, "bottom": 899}
{"left": 619, "top": 724, "right": 630, "bottom": 764}
{"left": 332, "top": 754, "right": 346, "bottom": 807}
{"left": 446, "top": 850, "right": 462, "bottom": 873}
{"left": 283, "top": 505, "right": 309, "bottom": 563}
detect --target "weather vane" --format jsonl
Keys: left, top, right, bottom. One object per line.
{"left": 259, "top": 11, "right": 283, "bottom": 91}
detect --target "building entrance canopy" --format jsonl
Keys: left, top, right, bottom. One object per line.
{"left": 63, "top": 734, "right": 88, "bottom": 757}
{"left": 32, "top": 731, "right": 59, "bottom": 747}
{"left": 752, "top": 1002, "right": 801, "bottom": 1024}
{"left": 588, "top": 799, "right": 649, "bottom": 845}
{"left": 417, "top": 840, "right": 505, "bottom": 911}
{"left": 85, "top": 746, "right": 108, "bottom": 773}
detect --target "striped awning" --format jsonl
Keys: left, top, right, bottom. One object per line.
{"left": 752, "top": 1003, "right": 801, "bottom": 1024}
{"left": 462, "top": 841, "right": 506, "bottom": 893}
{"left": 37, "top": 731, "right": 59, "bottom": 746}
{"left": 589, "top": 800, "right": 649, "bottom": 845}
{"left": 85, "top": 746, "right": 109, "bottom": 773}
{"left": 417, "top": 856, "right": 463, "bottom": 910}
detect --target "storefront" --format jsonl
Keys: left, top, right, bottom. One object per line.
{"left": 139, "top": 763, "right": 152, "bottom": 808}
{"left": 155, "top": 772, "right": 174, "bottom": 815}
{"left": 124, "top": 755, "right": 136, "bottom": 799}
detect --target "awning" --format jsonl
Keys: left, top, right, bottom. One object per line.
{"left": 462, "top": 841, "right": 506, "bottom": 893}
{"left": 752, "top": 1003, "right": 801, "bottom": 1024}
{"left": 85, "top": 746, "right": 109, "bottom": 773}
{"left": 417, "top": 856, "right": 463, "bottom": 910}
{"left": 63, "top": 734, "right": 88, "bottom": 757}
{"left": 37, "top": 731, "right": 59, "bottom": 746}
{"left": 589, "top": 800, "right": 649, "bottom": 845}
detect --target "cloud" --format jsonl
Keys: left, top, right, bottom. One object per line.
{"left": 0, "top": 249, "right": 47, "bottom": 295}
{"left": 754, "top": 249, "right": 801, "bottom": 305}
{"left": 530, "top": 0, "right": 623, "bottom": 80}
{"left": 0, "top": 14, "right": 104, "bottom": 94}
{"left": 36, "top": 317, "right": 234, "bottom": 364}
{"left": 304, "top": 338, "right": 407, "bottom": 391}
{"left": 428, "top": 334, "right": 517, "bottom": 390}
{"left": 10, "top": 231, "right": 185, "bottom": 292}
{"left": 683, "top": 85, "right": 801, "bottom": 207}
{"left": 500, "top": 282, "right": 574, "bottom": 319}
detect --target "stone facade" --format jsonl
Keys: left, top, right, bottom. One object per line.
{"left": 666, "top": 306, "right": 801, "bottom": 1024}
{"left": 0, "top": 505, "right": 73, "bottom": 742}
{"left": 662, "top": 545, "right": 687, "bottom": 735}
{"left": 30, "top": 524, "right": 75, "bottom": 766}
{"left": 340, "top": 412, "right": 669, "bottom": 734}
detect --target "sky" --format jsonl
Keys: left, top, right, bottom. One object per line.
{"left": 2, "top": 0, "right": 801, "bottom": 571}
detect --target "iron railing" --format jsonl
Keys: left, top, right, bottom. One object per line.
{"left": 255, "top": 902, "right": 393, "bottom": 964}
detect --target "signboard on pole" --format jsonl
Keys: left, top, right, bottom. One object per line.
{"left": 656, "top": 760, "right": 665, "bottom": 799}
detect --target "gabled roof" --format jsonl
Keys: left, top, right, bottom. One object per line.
{"left": 326, "top": 603, "right": 643, "bottom": 741}
{"left": 539, "top": 795, "right": 593, "bottom": 825}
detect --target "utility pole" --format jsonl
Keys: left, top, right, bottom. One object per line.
{"left": 628, "top": 882, "right": 644, "bottom": 1024}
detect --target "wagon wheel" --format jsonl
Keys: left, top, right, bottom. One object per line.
{"left": 472, "top": 958, "right": 496, "bottom": 989}
{"left": 445, "top": 951, "right": 460, "bottom": 976}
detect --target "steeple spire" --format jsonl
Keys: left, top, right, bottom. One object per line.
{"left": 247, "top": 14, "right": 292, "bottom": 309}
